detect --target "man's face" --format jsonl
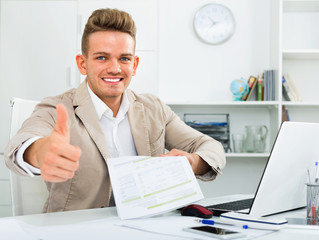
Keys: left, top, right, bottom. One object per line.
{"left": 77, "top": 31, "right": 139, "bottom": 104}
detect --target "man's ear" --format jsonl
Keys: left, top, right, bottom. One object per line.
{"left": 132, "top": 55, "right": 139, "bottom": 76}
{"left": 76, "top": 54, "right": 87, "bottom": 75}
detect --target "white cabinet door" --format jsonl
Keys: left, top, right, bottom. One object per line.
{"left": 0, "top": 0, "right": 78, "bottom": 151}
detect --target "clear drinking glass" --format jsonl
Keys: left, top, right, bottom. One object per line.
{"left": 232, "top": 133, "right": 245, "bottom": 153}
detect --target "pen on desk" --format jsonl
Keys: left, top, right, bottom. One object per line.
{"left": 195, "top": 219, "right": 248, "bottom": 229}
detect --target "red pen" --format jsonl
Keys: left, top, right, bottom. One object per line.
{"left": 312, "top": 205, "right": 317, "bottom": 218}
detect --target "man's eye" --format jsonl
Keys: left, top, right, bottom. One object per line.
{"left": 120, "top": 57, "right": 130, "bottom": 61}
{"left": 97, "top": 56, "right": 105, "bottom": 60}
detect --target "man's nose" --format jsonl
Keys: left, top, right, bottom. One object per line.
{"left": 106, "top": 59, "right": 121, "bottom": 74}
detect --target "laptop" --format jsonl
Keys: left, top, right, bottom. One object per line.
{"left": 206, "top": 121, "right": 319, "bottom": 217}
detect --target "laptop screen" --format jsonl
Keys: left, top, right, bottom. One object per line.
{"left": 249, "top": 121, "right": 319, "bottom": 217}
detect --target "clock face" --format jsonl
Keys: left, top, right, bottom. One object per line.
{"left": 194, "top": 4, "right": 235, "bottom": 45}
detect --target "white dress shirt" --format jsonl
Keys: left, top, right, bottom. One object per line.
{"left": 87, "top": 84, "right": 137, "bottom": 158}
{"left": 16, "top": 84, "right": 137, "bottom": 176}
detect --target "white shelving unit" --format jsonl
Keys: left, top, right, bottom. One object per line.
{"left": 168, "top": 0, "right": 319, "bottom": 160}
{"left": 168, "top": 102, "right": 279, "bottom": 156}
{"left": 281, "top": 0, "right": 319, "bottom": 124}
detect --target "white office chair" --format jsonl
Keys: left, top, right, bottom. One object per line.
{"left": 9, "top": 97, "right": 49, "bottom": 216}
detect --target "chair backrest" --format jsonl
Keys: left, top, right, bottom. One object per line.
{"left": 9, "top": 97, "right": 49, "bottom": 216}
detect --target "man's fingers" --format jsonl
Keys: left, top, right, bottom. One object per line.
{"left": 160, "top": 149, "right": 195, "bottom": 167}
{"left": 44, "top": 152, "right": 79, "bottom": 171}
{"left": 54, "top": 104, "right": 69, "bottom": 140}
{"left": 40, "top": 143, "right": 81, "bottom": 182}
{"left": 159, "top": 148, "right": 179, "bottom": 157}
{"left": 49, "top": 142, "right": 81, "bottom": 163}
{"left": 41, "top": 155, "right": 79, "bottom": 182}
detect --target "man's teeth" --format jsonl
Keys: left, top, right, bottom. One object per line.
{"left": 102, "top": 78, "right": 121, "bottom": 82}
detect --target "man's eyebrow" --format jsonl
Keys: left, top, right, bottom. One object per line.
{"left": 120, "top": 53, "right": 134, "bottom": 57}
{"left": 92, "top": 52, "right": 134, "bottom": 57}
{"left": 92, "top": 51, "right": 110, "bottom": 56}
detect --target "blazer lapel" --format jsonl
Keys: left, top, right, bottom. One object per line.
{"left": 73, "top": 81, "right": 111, "bottom": 161}
{"left": 127, "top": 90, "right": 151, "bottom": 156}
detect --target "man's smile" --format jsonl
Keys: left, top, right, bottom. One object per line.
{"left": 102, "top": 77, "right": 123, "bottom": 83}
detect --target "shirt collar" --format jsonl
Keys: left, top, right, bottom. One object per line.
{"left": 87, "top": 82, "right": 129, "bottom": 120}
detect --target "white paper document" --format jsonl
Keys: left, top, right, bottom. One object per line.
{"left": 107, "top": 156, "right": 204, "bottom": 219}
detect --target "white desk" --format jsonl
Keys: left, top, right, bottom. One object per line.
{"left": 1, "top": 195, "right": 318, "bottom": 240}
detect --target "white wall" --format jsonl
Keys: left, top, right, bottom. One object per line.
{"left": 0, "top": 0, "right": 78, "bottom": 153}
{"left": 158, "top": 0, "right": 271, "bottom": 102}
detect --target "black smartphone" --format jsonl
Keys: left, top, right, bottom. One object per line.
{"left": 183, "top": 226, "right": 245, "bottom": 239}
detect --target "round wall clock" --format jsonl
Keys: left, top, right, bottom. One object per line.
{"left": 194, "top": 3, "right": 236, "bottom": 45}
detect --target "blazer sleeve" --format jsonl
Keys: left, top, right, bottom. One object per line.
{"left": 4, "top": 99, "right": 57, "bottom": 176}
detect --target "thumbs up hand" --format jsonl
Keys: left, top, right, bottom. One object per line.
{"left": 54, "top": 103, "right": 71, "bottom": 143}
{"left": 24, "top": 104, "right": 81, "bottom": 182}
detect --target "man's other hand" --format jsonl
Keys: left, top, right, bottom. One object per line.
{"left": 159, "top": 148, "right": 210, "bottom": 175}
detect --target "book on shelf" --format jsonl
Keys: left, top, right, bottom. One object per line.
{"left": 246, "top": 75, "right": 258, "bottom": 101}
{"left": 263, "top": 71, "right": 268, "bottom": 101}
{"left": 263, "top": 70, "right": 275, "bottom": 101}
{"left": 282, "top": 106, "right": 290, "bottom": 122}
{"left": 271, "top": 70, "right": 275, "bottom": 100}
{"left": 241, "top": 70, "right": 275, "bottom": 102}
{"left": 282, "top": 73, "right": 301, "bottom": 102}
{"left": 282, "top": 75, "right": 292, "bottom": 101}
{"left": 257, "top": 74, "right": 264, "bottom": 101}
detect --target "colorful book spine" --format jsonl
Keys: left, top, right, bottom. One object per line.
{"left": 257, "top": 77, "right": 263, "bottom": 101}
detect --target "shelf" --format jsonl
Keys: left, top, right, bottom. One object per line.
{"left": 226, "top": 153, "right": 269, "bottom": 158}
{"left": 167, "top": 101, "right": 280, "bottom": 107}
{"left": 282, "top": 101, "right": 319, "bottom": 107}
{"left": 283, "top": 49, "right": 319, "bottom": 59}
{"left": 283, "top": 0, "right": 319, "bottom": 12}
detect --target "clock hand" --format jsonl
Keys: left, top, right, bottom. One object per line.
{"left": 208, "top": 16, "right": 218, "bottom": 27}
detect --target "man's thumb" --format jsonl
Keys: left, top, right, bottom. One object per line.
{"left": 54, "top": 104, "right": 69, "bottom": 139}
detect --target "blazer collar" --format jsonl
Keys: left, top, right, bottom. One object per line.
{"left": 73, "top": 81, "right": 111, "bottom": 160}
{"left": 126, "top": 90, "right": 151, "bottom": 156}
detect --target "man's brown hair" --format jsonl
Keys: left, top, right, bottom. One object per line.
{"left": 82, "top": 8, "right": 136, "bottom": 57}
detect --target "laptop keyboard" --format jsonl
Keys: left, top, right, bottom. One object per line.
{"left": 206, "top": 198, "right": 254, "bottom": 216}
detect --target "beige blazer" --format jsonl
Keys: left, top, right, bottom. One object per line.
{"left": 5, "top": 81, "right": 226, "bottom": 213}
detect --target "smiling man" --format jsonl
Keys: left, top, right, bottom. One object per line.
{"left": 5, "top": 8, "right": 226, "bottom": 213}
{"left": 77, "top": 30, "right": 138, "bottom": 117}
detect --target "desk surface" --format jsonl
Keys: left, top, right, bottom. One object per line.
{"left": 1, "top": 195, "right": 318, "bottom": 240}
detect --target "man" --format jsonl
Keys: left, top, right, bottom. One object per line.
{"left": 5, "top": 8, "right": 226, "bottom": 212}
